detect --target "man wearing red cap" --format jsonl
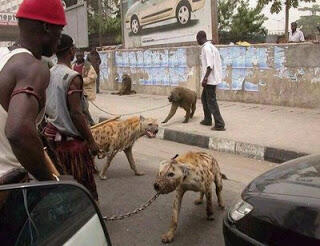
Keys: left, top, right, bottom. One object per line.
{"left": 0, "top": 0, "right": 66, "bottom": 184}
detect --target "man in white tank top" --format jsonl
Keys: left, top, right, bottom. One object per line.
{"left": 0, "top": 0, "right": 66, "bottom": 183}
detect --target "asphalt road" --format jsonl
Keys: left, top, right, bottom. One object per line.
{"left": 94, "top": 138, "right": 276, "bottom": 246}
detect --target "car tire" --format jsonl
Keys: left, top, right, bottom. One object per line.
{"left": 131, "top": 16, "right": 141, "bottom": 35}
{"left": 176, "top": 1, "right": 191, "bottom": 25}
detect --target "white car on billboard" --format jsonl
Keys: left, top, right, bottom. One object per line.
{"left": 125, "top": 0, "right": 206, "bottom": 35}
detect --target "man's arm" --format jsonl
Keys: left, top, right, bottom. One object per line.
{"left": 67, "top": 76, "right": 99, "bottom": 155}
{"left": 83, "top": 65, "right": 97, "bottom": 86}
{"left": 5, "top": 59, "right": 57, "bottom": 181}
{"left": 97, "top": 53, "right": 101, "bottom": 65}
{"left": 202, "top": 67, "right": 213, "bottom": 87}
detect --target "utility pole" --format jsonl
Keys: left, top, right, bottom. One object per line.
{"left": 211, "top": 0, "right": 219, "bottom": 44}
{"left": 98, "top": 0, "right": 103, "bottom": 47}
{"left": 285, "top": 0, "right": 290, "bottom": 41}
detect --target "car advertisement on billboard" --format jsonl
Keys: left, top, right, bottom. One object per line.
{"left": 122, "top": 0, "right": 212, "bottom": 48}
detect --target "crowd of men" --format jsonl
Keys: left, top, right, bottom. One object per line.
{"left": 0, "top": 0, "right": 308, "bottom": 205}
{"left": 0, "top": 0, "right": 101, "bottom": 202}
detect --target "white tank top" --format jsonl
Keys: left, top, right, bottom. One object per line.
{"left": 0, "top": 47, "right": 33, "bottom": 176}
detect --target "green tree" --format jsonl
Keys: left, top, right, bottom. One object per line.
{"left": 219, "top": 0, "right": 268, "bottom": 43}
{"left": 297, "top": 5, "right": 320, "bottom": 38}
{"left": 297, "top": 15, "right": 320, "bottom": 38}
{"left": 88, "top": 0, "right": 122, "bottom": 45}
{"left": 218, "top": 0, "right": 237, "bottom": 32}
{"left": 258, "top": 0, "right": 316, "bottom": 39}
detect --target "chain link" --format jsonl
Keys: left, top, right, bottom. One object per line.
{"left": 103, "top": 193, "right": 160, "bottom": 221}
{"left": 90, "top": 101, "right": 170, "bottom": 117}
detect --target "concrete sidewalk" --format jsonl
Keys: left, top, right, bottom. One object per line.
{"left": 90, "top": 91, "right": 320, "bottom": 163}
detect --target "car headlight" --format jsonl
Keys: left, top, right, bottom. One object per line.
{"left": 228, "top": 199, "right": 253, "bottom": 222}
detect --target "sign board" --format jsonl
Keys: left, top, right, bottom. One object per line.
{"left": 63, "top": 1, "right": 89, "bottom": 48}
{"left": 0, "top": 13, "right": 18, "bottom": 26}
{"left": 122, "top": 0, "right": 212, "bottom": 48}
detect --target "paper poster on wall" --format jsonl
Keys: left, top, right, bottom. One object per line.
{"left": 122, "top": 0, "right": 212, "bottom": 48}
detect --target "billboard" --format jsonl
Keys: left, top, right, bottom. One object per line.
{"left": 122, "top": 0, "right": 212, "bottom": 48}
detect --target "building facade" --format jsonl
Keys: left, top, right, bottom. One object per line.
{"left": 0, "top": 0, "right": 22, "bottom": 13}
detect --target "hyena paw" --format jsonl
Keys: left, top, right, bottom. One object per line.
{"left": 207, "top": 214, "right": 215, "bottom": 221}
{"left": 194, "top": 199, "right": 203, "bottom": 205}
{"left": 135, "top": 172, "right": 145, "bottom": 176}
{"left": 161, "top": 233, "right": 174, "bottom": 244}
{"left": 99, "top": 175, "right": 107, "bottom": 180}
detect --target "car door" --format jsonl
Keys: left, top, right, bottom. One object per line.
{"left": 140, "top": 0, "right": 172, "bottom": 25}
{"left": 0, "top": 182, "right": 111, "bottom": 246}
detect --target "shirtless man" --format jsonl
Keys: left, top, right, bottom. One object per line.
{"left": 0, "top": 0, "right": 66, "bottom": 183}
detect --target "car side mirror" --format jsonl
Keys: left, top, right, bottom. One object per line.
{"left": 0, "top": 181, "right": 112, "bottom": 246}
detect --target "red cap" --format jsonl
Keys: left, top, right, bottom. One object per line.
{"left": 16, "top": 0, "right": 67, "bottom": 26}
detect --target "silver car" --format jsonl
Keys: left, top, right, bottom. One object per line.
{"left": 125, "top": 0, "right": 206, "bottom": 35}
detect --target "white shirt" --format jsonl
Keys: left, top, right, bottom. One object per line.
{"left": 200, "top": 41, "right": 222, "bottom": 85}
{"left": 289, "top": 30, "right": 305, "bottom": 42}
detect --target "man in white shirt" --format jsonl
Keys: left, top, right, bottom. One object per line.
{"left": 289, "top": 22, "right": 305, "bottom": 43}
{"left": 197, "top": 31, "right": 225, "bottom": 131}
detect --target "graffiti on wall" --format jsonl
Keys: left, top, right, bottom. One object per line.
{"left": 99, "top": 52, "right": 111, "bottom": 82}
{"left": 122, "top": 0, "right": 212, "bottom": 48}
{"left": 114, "top": 48, "right": 189, "bottom": 86}
{"left": 98, "top": 45, "right": 319, "bottom": 92}
{"left": 217, "top": 47, "right": 270, "bottom": 92}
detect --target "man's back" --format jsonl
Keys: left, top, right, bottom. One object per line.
{"left": 201, "top": 42, "right": 222, "bottom": 85}
{"left": 46, "top": 64, "right": 82, "bottom": 137}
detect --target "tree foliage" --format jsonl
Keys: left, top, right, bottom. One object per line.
{"left": 218, "top": 0, "right": 268, "bottom": 43}
{"left": 218, "top": 0, "right": 237, "bottom": 32}
{"left": 87, "top": 0, "right": 122, "bottom": 44}
{"left": 296, "top": 5, "right": 320, "bottom": 38}
{"left": 258, "top": 0, "right": 316, "bottom": 14}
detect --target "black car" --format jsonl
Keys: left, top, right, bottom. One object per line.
{"left": 223, "top": 154, "right": 320, "bottom": 246}
{"left": 0, "top": 181, "right": 112, "bottom": 246}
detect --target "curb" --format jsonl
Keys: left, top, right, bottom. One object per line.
{"left": 98, "top": 117, "right": 308, "bottom": 163}
{"left": 159, "top": 128, "right": 308, "bottom": 164}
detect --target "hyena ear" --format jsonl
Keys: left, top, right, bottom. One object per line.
{"left": 160, "top": 160, "right": 167, "bottom": 166}
{"left": 172, "top": 154, "right": 179, "bottom": 160}
{"left": 178, "top": 164, "right": 190, "bottom": 177}
{"left": 140, "top": 115, "right": 145, "bottom": 121}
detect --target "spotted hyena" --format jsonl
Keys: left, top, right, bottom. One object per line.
{"left": 154, "top": 151, "right": 225, "bottom": 243}
{"left": 92, "top": 116, "right": 158, "bottom": 180}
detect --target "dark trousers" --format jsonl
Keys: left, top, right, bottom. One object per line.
{"left": 201, "top": 85, "right": 225, "bottom": 128}
{"left": 96, "top": 72, "right": 100, "bottom": 93}
{"left": 83, "top": 96, "right": 95, "bottom": 126}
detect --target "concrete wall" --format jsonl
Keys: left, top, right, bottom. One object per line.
{"left": 99, "top": 43, "right": 320, "bottom": 108}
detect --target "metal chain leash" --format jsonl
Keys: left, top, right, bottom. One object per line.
{"left": 90, "top": 101, "right": 170, "bottom": 117}
{"left": 103, "top": 193, "right": 160, "bottom": 221}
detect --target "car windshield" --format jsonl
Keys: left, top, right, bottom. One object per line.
{"left": 263, "top": 155, "right": 320, "bottom": 188}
